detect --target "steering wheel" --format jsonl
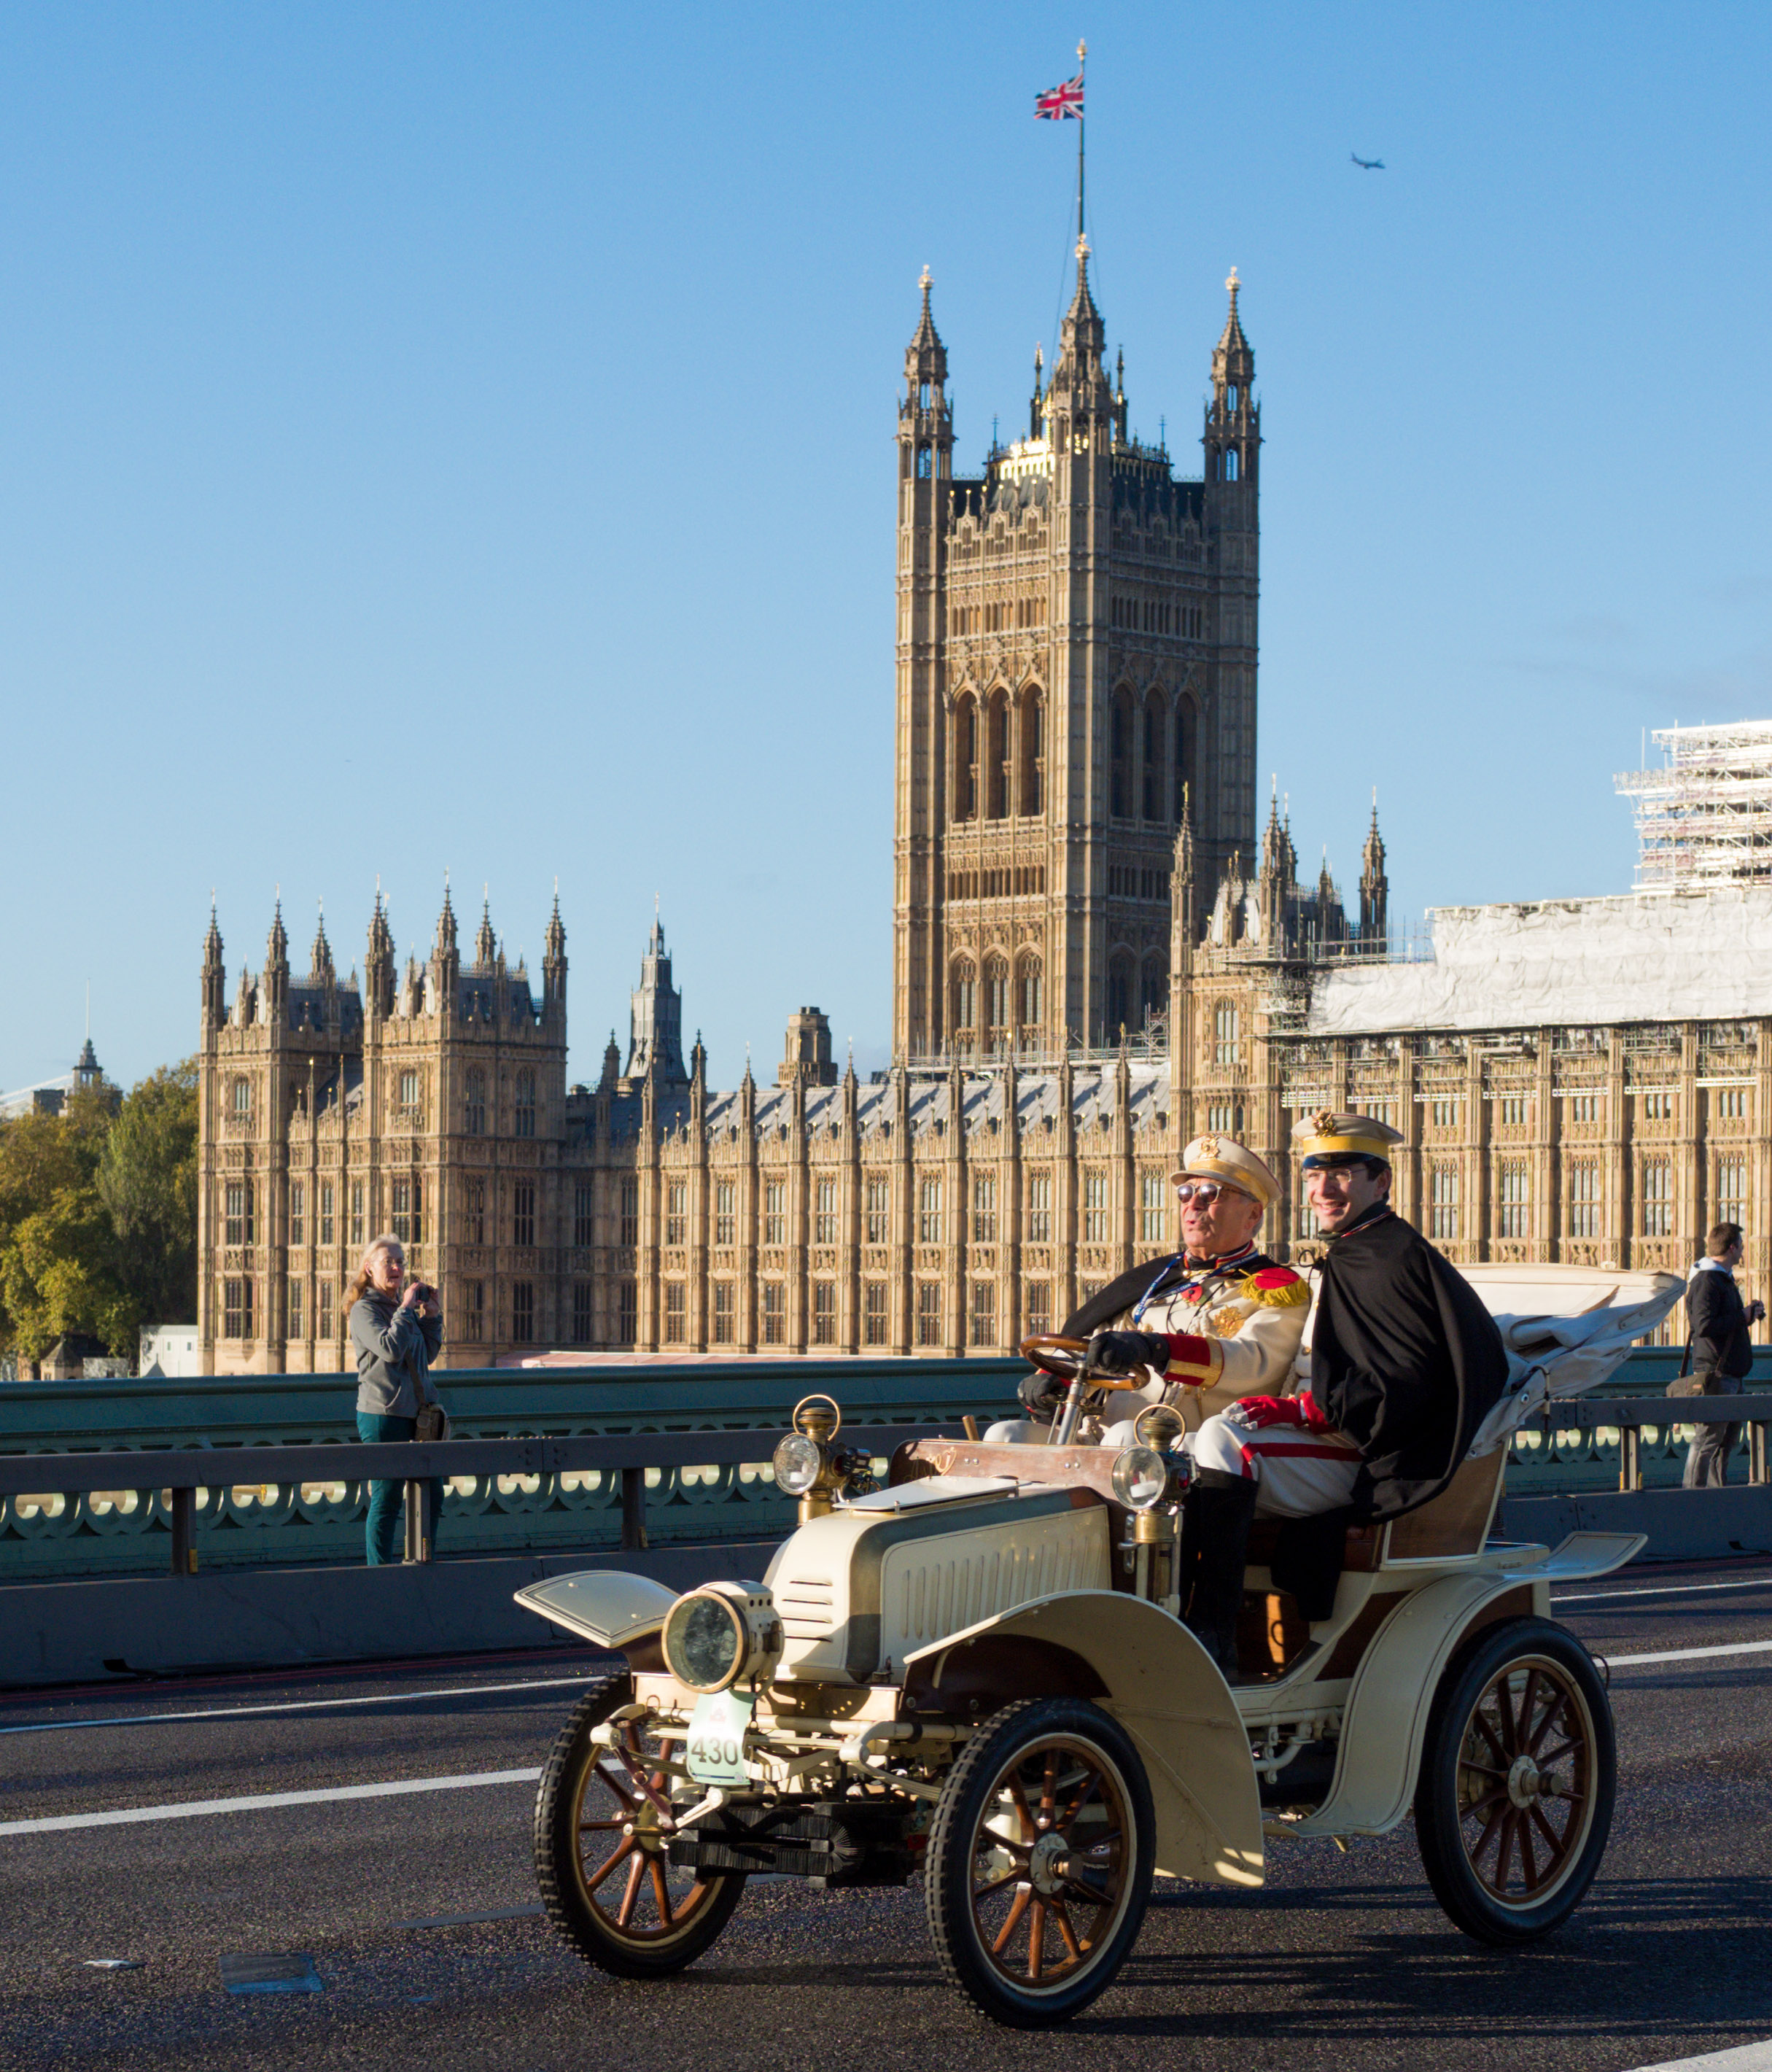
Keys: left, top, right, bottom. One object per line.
{"left": 1017, "top": 1335, "right": 1146, "bottom": 1393}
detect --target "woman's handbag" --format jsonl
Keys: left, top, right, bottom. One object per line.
{"left": 413, "top": 1402, "right": 451, "bottom": 1443}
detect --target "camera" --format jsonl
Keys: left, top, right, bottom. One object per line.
{"left": 408, "top": 1281, "right": 437, "bottom": 1305}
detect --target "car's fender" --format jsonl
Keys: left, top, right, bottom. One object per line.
{"left": 904, "top": 1589, "right": 1264, "bottom": 1888}
{"left": 514, "top": 1569, "right": 677, "bottom": 1667}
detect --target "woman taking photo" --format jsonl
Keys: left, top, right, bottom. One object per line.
{"left": 345, "top": 1235, "right": 446, "bottom": 1565}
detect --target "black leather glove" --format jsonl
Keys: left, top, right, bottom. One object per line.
{"left": 1018, "top": 1365, "right": 1069, "bottom": 1421}
{"left": 1085, "top": 1329, "right": 1172, "bottom": 1378}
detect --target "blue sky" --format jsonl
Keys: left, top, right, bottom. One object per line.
{"left": 4, "top": 2, "right": 1771, "bottom": 1094}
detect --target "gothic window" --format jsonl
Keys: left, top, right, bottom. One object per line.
{"left": 715, "top": 1180, "right": 735, "bottom": 1248}
{"left": 919, "top": 381, "right": 930, "bottom": 408}
{"left": 1224, "top": 449, "right": 1239, "bottom": 482}
{"left": 1141, "top": 955, "right": 1167, "bottom": 1029}
{"left": 973, "top": 1175, "right": 997, "bottom": 1242}
{"left": 712, "top": 1281, "right": 734, "bottom": 1343}
{"left": 512, "top": 1281, "right": 535, "bottom": 1343}
{"left": 1641, "top": 1160, "right": 1673, "bottom": 1238}
{"left": 1429, "top": 1167, "right": 1460, "bottom": 1242}
{"left": 765, "top": 1180, "right": 786, "bottom": 1246}
{"left": 1018, "top": 688, "right": 1044, "bottom": 816}
{"left": 287, "top": 1276, "right": 304, "bottom": 1339}
{"left": 230, "top": 1077, "right": 252, "bottom": 1118}
{"left": 1110, "top": 691, "right": 1134, "bottom": 818}
{"left": 666, "top": 1181, "right": 688, "bottom": 1247}
{"left": 1227, "top": 385, "right": 1238, "bottom": 410}
{"left": 969, "top": 1281, "right": 996, "bottom": 1347}
{"left": 225, "top": 1180, "right": 254, "bottom": 1247}
{"left": 920, "top": 1178, "right": 943, "bottom": 1243}
{"left": 917, "top": 447, "right": 931, "bottom": 478}
{"left": 1106, "top": 958, "right": 1135, "bottom": 1039}
{"left": 222, "top": 1276, "right": 252, "bottom": 1339}
{"left": 513, "top": 1069, "right": 535, "bottom": 1139}
{"left": 1173, "top": 698, "right": 1194, "bottom": 823}
{"left": 1018, "top": 956, "right": 1043, "bottom": 1033}
{"left": 986, "top": 692, "right": 1009, "bottom": 819}
{"left": 619, "top": 1177, "right": 639, "bottom": 1247}
{"left": 1027, "top": 1171, "right": 1052, "bottom": 1243}
{"left": 1083, "top": 1171, "right": 1109, "bottom": 1241}
{"left": 319, "top": 1181, "right": 335, "bottom": 1247}
{"left": 1212, "top": 1002, "right": 1241, "bottom": 1065}
{"left": 950, "top": 961, "right": 976, "bottom": 1044}
{"left": 571, "top": 1283, "right": 592, "bottom": 1345}
{"left": 916, "top": 1281, "right": 942, "bottom": 1347}
{"left": 812, "top": 1281, "right": 836, "bottom": 1346}
{"left": 983, "top": 959, "right": 1010, "bottom": 1050}
{"left": 397, "top": 1068, "right": 420, "bottom": 1114}
{"left": 288, "top": 1181, "right": 305, "bottom": 1248}
{"left": 664, "top": 1281, "right": 686, "bottom": 1343}
{"left": 572, "top": 1181, "right": 592, "bottom": 1248}
{"left": 467, "top": 1177, "right": 487, "bottom": 1246}
{"left": 465, "top": 1067, "right": 486, "bottom": 1136}
{"left": 512, "top": 1181, "right": 535, "bottom": 1249}
{"left": 1025, "top": 1281, "right": 1051, "bottom": 1333}
{"left": 955, "top": 695, "right": 979, "bottom": 820}
{"left": 864, "top": 1281, "right": 888, "bottom": 1346}
{"left": 1717, "top": 1155, "right": 1748, "bottom": 1227}
{"left": 617, "top": 1281, "right": 637, "bottom": 1344}
{"left": 761, "top": 1281, "right": 785, "bottom": 1345}
{"left": 815, "top": 1177, "right": 838, "bottom": 1246}
{"left": 1140, "top": 1171, "right": 1165, "bottom": 1245}
{"left": 865, "top": 1176, "right": 889, "bottom": 1245}
{"left": 391, "top": 1176, "right": 422, "bottom": 1245}
{"left": 1569, "top": 1163, "right": 1600, "bottom": 1238}
{"left": 351, "top": 1181, "right": 365, "bottom": 1246}
{"left": 1142, "top": 697, "right": 1165, "bottom": 820}
{"left": 1499, "top": 1163, "right": 1530, "bottom": 1239}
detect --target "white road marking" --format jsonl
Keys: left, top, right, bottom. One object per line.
{"left": 0, "top": 1766, "right": 543, "bottom": 1838}
{"left": 1554, "top": 1576, "right": 1772, "bottom": 1605}
{"left": 1604, "top": 1639, "right": 1772, "bottom": 1668}
{"left": 1625, "top": 2042, "right": 1772, "bottom": 2072}
{"left": 0, "top": 1672, "right": 598, "bottom": 1739}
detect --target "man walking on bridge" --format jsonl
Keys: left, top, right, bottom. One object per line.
{"left": 1682, "top": 1221, "right": 1764, "bottom": 1489}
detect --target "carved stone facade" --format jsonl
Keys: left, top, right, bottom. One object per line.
{"left": 893, "top": 255, "right": 1260, "bottom": 1060}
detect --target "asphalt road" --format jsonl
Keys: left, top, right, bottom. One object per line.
{"left": 2, "top": 1565, "right": 1771, "bottom": 2072}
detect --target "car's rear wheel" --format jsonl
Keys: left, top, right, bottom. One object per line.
{"left": 535, "top": 1671, "right": 745, "bottom": 1977}
{"left": 1414, "top": 1617, "right": 1614, "bottom": 1945}
{"left": 925, "top": 1696, "right": 1154, "bottom": 2028}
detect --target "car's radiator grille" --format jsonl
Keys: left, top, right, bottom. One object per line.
{"left": 887, "top": 1515, "right": 1106, "bottom": 1650}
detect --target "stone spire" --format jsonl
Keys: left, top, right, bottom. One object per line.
{"left": 1170, "top": 788, "right": 1197, "bottom": 951}
{"left": 1206, "top": 265, "right": 1259, "bottom": 491}
{"left": 201, "top": 897, "right": 226, "bottom": 1030}
{"left": 1359, "top": 793, "right": 1389, "bottom": 948}
{"left": 543, "top": 886, "right": 567, "bottom": 1009}
{"left": 474, "top": 889, "right": 497, "bottom": 971}
{"left": 366, "top": 885, "right": 395, "bottom": 1020}
{"left": 310, "top": 901, "right": 335, "bottom": 985}
{"left": 906, "top": 265, "right": 945, "bottom": 374}
{"left": 1053, "top": 236, "right": 1107, "bottom": 397}
{"left": 1028, "top": 341, "right": 1044, "bottom": 440}
{"left": 621, "top": 912, "right": 688, "bottom": 1090}
{"left": 265, "top": 894, "right": 289, "bottom": 1020}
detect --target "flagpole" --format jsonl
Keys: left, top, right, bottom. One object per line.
{"left": 1076, "top": 39, "right": 1087, "bottom": 241}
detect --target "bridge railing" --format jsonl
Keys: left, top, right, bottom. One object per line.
{"left": 0, "top": 1349, "right": 1764, "bottom": 1584}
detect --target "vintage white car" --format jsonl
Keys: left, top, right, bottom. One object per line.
{"left": 517, "top": 1262, "right": 1680, "bottom": 2028}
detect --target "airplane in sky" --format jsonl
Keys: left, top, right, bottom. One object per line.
{"left": 1351, "top": 152, "right": 1386, "bottom": 170}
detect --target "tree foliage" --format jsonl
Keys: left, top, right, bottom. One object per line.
{"left": 0, "top": 1064, "right": 198, "bottom": 1362}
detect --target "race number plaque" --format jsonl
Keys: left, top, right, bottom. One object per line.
{"left": 684, "top": 1688, "right": 753, "bottom": 1788}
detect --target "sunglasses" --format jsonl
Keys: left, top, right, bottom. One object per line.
{"left": 1174, "top": 1180, "right": 1248, "bottom": 1206}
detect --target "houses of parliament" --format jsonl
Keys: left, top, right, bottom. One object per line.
{"left": 196, "top": 244, "right": 1771, "bottom": 1370}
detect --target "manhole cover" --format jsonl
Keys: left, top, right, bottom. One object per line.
{"left": 219, "top": 1953, "right": 323, "bottom": 1995}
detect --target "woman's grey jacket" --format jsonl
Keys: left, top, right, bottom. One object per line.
{"left": 351, "top": 1294, "right": 443, "bottom": 1418}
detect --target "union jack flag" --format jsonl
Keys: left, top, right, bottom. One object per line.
{"left": 1034, "top": 72, "right": 1084, "bottom": 120}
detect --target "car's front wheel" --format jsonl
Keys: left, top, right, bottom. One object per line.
{"left": 925, "top": 1696, "right": 1154, "bottom": 2027}
{"left": 1414, "top": 1617, "right": 1614, "bottom": 1945}
{"left": 534, "top": 1671, "right": 745, "bottom": 1978}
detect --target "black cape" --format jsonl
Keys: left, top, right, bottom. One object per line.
{"left": 1060, "top": 1250, "right": 1286, "bottom": 1338}
{"left": 1311, "top": 1204, "right": 1509, "bottom": 1521}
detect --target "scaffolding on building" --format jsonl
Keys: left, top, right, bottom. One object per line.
{"left": 1613, "top": 721, "right": 1772, "bottom": 890}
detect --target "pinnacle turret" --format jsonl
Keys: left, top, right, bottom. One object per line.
{"left": 435, "top": 880, "right": 457, "bottom": 961}
{"left": 1359, "top": 793, "right": 1389, "bottom": 947}
{"left": 474, "top": 891, "right": 496, "bottom": 970}
{"left": 201, "top": 898, "right": 227, "bottom": 1030}
{"left": 310, "top": 902, "right": 335, "bottom": 984}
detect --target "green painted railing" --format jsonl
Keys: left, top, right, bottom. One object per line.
{"left": 0, "top": 1347, "right": 1763, "bottom": 1584}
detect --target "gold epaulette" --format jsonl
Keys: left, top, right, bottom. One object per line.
{"left": 1235, "top": 1270, "right": 1310, "bottom": 1310}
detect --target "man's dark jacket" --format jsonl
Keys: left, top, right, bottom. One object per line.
{"left": 1311, "top": 1203, "right": 1509, "bottom": 1520}
{"left": 1686, "top": 1262, "right": 1754, "bottom": 1381}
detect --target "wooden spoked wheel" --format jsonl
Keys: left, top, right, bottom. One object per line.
{"left": 535, "top": 1673, "right": 745, "bottom": 1977}
{"left": 1415, "top": 1618, "right": 1614, "bottom": 1944}
{"left": 928, "top": 1697, "right": 1154, "bottom": 2027}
